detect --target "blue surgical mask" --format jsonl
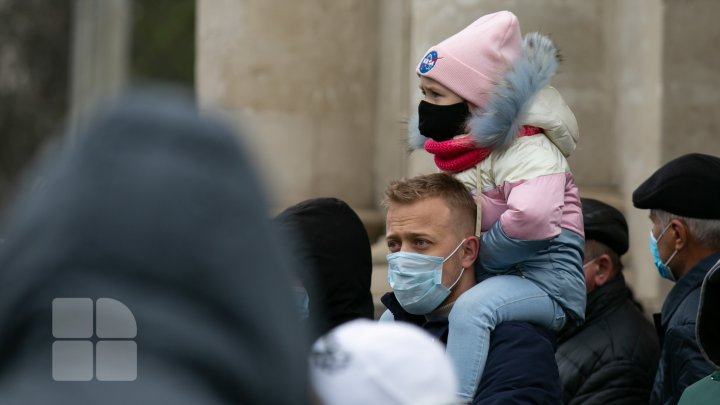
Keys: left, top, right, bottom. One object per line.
{"left": 386, "top": 239, "right": 466, "bottom": 315}
{"left": 649, "top": 223, "right": 677, "bottom": 282}
{"left": 292, "top": 286, "right": 310, "bottom": 320}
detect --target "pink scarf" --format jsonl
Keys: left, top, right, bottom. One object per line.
{"left": 424, "top": 126, "right": 543, "bottom": 173}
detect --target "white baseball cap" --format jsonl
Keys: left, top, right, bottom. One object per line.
{"left": 309, "top": 319, "right": 459, "bottom": 405}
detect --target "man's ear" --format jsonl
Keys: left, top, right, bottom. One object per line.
{"left": 461, "top": 236, "right": 479, "bottom": 269}
{"left": 670, "top": 219, "right": 688, "bottom": 251}
{"left": 593, "top": 253, "right": 614, "bottom": 287}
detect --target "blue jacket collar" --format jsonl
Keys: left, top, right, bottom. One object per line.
{"left": 661, "top": 251, "right": 720, "bottom": 326}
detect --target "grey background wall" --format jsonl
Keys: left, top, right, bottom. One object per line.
{"left": 196, "top": 0, "right": 720, "bottom": 315}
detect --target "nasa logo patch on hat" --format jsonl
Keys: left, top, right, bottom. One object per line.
{"left": 418, "top": 50, "right": 440, "bottom": 74}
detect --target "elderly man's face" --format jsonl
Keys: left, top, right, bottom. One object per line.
{"left": 385, "top": 196, "right": 467, "bottom": 288}
{"left": 649, "top": 212, "right": 686, "bottom": 278}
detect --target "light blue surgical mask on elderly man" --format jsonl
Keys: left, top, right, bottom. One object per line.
{"left": 649, "top": 222, "right": 677, "bottom": 282}
{"left": 386, "top": 239, "right": 466, "bottom": 315}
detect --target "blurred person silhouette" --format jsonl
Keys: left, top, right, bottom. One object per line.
{"left": 309, "top": 319, "right": 458, "bottom": 405}
{"left": 379, "top": 173, "right": 562, "bottom": 404}
{"left": 555, "top": 198, "right": 659, "bottom": 404}
{"left": 678, "top": 263, "right": 720, "bottom": 404}
{"left": 632, "top": 153, "right": 720, "bottom": 404}
{"left": 275, "top": 197, "right": 374, "bottom": 340}
{"left": 0, "top": 87, "right": 309, "bottom": 404}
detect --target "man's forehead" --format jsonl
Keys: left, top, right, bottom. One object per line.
{"left": 385, "top": 198, "right": 452, "bottom": 234}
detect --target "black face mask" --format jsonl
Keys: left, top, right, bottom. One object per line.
{"left": 418, "top": 100, "right": 470, "bottom": 142}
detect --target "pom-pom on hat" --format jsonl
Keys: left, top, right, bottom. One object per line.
{"left": 632, "top": 153, "right": 720, "bottom": 220}
{"left": 416, "top": 10, "right": 522, "bottom": 109}
{"left": 582, "top": 198, "right": 629, "bottom": 256}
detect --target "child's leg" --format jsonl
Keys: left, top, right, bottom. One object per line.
{"left": 447, "top": 275, "right": 564, "bottom": 403}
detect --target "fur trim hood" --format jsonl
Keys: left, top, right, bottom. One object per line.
{"left": 409, "top": 33, "right": 579, "bottom": 157}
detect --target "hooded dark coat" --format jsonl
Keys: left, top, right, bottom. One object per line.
{"left": 276, "top": 197, "right": 374, "bottom": 339}
{"left": 0, "top": 88, "right": 309, "bottom": 404}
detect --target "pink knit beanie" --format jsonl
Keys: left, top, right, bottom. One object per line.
{"left": 416, "top": 11, "right": 522, "bottom": 109}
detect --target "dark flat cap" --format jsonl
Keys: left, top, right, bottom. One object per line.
{"left": 632, "top": 153, "right": 720, "bottom": 220}
{"left": 582, "top": 198, "right": 629, "bottom": 256}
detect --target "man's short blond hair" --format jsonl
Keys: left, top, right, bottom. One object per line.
{"left": 382, "top": 173, "right": 476, "bottom": 233}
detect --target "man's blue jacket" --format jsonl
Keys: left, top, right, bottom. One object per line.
{"left": 382, "top": 292, "right": 562, "bottom": 405}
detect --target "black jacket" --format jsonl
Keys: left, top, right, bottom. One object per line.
{"left": 382, "top": 292, "right": 562, "bottom": 405}
{"left": 0, "top": 89, "right": 309, "bottom": 404}
{"left": 555, "top": 273, "right": 659, "bottom": 404}
{"left": 276, "top": 197, "right": 374, "bottom": 339}
{"left": 650, "top": 252, "right": 720, "bottom": 404}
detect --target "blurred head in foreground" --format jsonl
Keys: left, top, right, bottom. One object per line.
{"left": 0, "top": 87, "right": 308, "bottom": 404}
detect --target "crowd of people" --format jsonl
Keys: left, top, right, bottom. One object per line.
{"left": 0, "top": 9, "right": 718, "bottom": 405}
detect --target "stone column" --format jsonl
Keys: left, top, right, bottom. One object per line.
{"left": 196, "top": 0, "right": 379, "bottom": 214}
{"left": 373, "top": 0, "right": 411, "bottom": 206}
{"left": 607, "top": 0, "right": 666, "bottom": 313}
{"left": 69, "top": 0, "right": 131, "bottom": 129}
{"left": 368, "top": 0, "right": 413, "bottom": 313}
